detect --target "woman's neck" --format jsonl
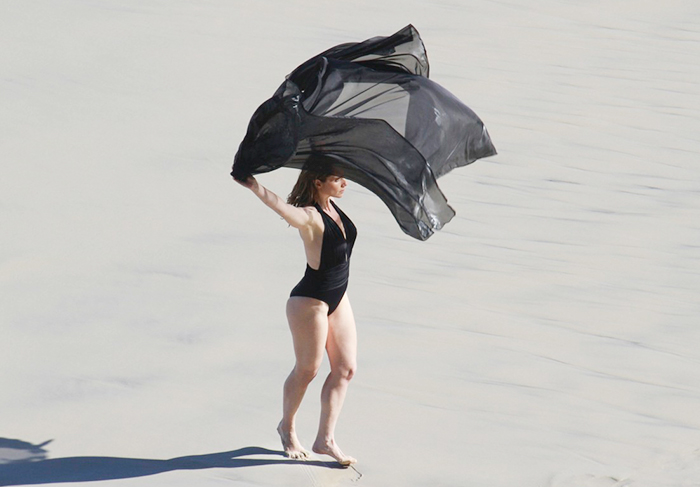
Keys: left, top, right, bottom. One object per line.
{"left": 316, "top": 196, "right": 332, "bottom": 212}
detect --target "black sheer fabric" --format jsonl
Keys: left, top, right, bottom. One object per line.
{"left": 232, "top": 25, "right": 496, "bottom": 240}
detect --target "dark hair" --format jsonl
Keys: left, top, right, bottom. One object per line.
{"left": 287, "top": 155, "right": 338, "bottom": 207}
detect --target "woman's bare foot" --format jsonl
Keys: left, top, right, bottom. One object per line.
{"left": 277, "top": 421, "right": 309, "bottom": 460}
{"left": 312, "top": 438, "right": 357, "bottom": 466}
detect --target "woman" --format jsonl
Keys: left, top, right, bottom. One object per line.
{"left": 235, "top": 160, "right": 358, "bottom": 466}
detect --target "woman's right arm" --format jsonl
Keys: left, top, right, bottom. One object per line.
{"left": 235, "top": 176, "right": 314, "bottom": 229}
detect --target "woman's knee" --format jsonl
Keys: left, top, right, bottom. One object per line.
{"left": 294, "top": 362, "right": 322, "bottom": 383}
{"left": 333, "top": 364, "right": 356, "bottom": 382}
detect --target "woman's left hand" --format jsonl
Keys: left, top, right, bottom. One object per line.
{"left": 234, "top": 175, "right": 258, "bottom": 190}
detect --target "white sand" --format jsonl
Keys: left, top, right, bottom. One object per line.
{"left": 2, "top": 1, "right": 699, "bottom": 486}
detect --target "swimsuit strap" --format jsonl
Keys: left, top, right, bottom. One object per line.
{"left": 330, "top": 200, "right": 351, "bottom": 236}
{"left": 312, "top": 201, "right": 350, "bottom": 270}
{"left": 315, "top": 202, "right": 346, "bottom": 238}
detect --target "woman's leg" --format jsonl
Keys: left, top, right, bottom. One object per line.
{"left": 278, "top": 296, "right": 329, "bottom": 459}
{"left": 312, "top": 294, "right": 358, "bottom": 465}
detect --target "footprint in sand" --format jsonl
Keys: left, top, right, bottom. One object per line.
{"left": 550, "top": 448, "right": 700, "bottom": 487}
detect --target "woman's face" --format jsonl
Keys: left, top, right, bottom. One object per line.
{"left": 316, "top": 173, "right": 347, "bottom": 198}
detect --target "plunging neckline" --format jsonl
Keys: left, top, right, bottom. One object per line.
{"left": 316, "top": 201, "right": 347, "bottom": 240}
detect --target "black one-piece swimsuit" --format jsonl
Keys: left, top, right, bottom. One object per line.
{"left": 290, "top": 201, "right": 357, "bottom": 315}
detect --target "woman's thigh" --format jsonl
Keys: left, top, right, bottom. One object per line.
{"left": 286, "top": 296, "right": 329, "bottom": 370}
{"left": 326, "top": 294, "right": 357, "bottom": 373}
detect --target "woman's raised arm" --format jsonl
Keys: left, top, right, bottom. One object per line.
{"left": 235, "top": 176, "right": 314, "bottom": 229}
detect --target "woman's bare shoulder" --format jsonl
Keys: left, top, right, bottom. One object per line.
{"left": 296, "top": 206, "right": 324, "bottom": 237}
{"left": 302, "top": 205, "right": 324, "bottom": 226}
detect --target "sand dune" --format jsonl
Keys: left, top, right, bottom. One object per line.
{"left": 2, "top": 1, "right": 699, "bottom": 485}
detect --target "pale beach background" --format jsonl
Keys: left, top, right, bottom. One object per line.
{"left": 1, "top": 1, "right": 699, "bottom": 486}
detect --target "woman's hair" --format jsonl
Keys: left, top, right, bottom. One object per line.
{"left": 287, "top": 155, "right": 338, "bottom": 207}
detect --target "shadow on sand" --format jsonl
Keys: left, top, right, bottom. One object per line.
{"left": 0, "top": 439, "right": 344, "bottom": 486}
